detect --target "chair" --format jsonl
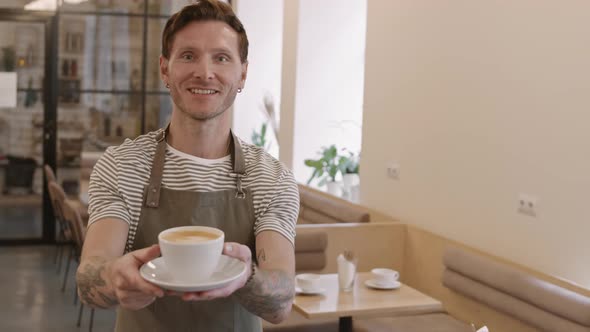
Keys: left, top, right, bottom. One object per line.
{"left": 44, "top": 164, "right": 57, "bottom": 183}
{"left": 45, "top": 167, "right": 71, "bottom": 273}
{"left": 48, "top": 182, "right": 83, "bottom": 292}
{"left": 48, "top": 182, "right": 74, "bottom": 285}
{"left": 62, "top": 197, "right": 95, "bottom": 332}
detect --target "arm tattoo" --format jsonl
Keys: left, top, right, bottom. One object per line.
{"left": 235, "top": 267, "right": 295, "bottom": 322}
{"left": 76, "top": 256, "right": 118, "bottom": 309}
{"left": 257, "top": 249, "right": 266, "bottom": 263}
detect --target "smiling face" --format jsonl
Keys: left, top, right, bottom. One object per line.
{"left": 160, "top": 20, "right": 248, "bottom": 122}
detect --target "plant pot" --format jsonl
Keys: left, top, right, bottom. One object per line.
{"left": 349, "top": 184, "right": 360, "bottom": 203}
{"left": 342, "top": 173, "right": 359, "bottom": 192}
{"left": 326, "top": 181, "right": 342, "bottom": 197}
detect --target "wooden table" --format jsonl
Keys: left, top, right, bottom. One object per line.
{"left": 293, "top": 272, "right": 443, "bottom": 332}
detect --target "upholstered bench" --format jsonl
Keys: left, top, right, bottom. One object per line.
{"left": 297, "top": 185, "right": 370, "bottom": 224}
{"left": 265, "top": 222, "right": 590, "bottom": 332}
{"left": 443, "top": 247, "right": 590, "bottom": 332}
{"left": 294, "top": 231, "right": 328, "bottom": 272}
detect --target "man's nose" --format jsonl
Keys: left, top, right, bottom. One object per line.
{"left": 192, "top": 59, "right": 214, "bottom": 80}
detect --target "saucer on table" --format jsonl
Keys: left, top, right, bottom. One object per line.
{"left": 295, "top": 286, "right": 326, "bottom": 295}
{"left": 140, "top": 255, "right": 246, "bottom": 292}
{"left": 364, "top": 279, "right": 401, "bottom": 290}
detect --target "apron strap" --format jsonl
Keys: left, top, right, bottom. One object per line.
{"left": 146, "top": 127, "right": 248, "bottom": 207}
{"left": 144, "top": 128, "right": 167, "bottom": 208}
{"left": 229, "top": 130, "right": 247, "bottom": 199}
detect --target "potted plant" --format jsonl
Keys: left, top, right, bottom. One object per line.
{"left": 304, "top": 145, "right": 348, "bottom": 196}
{"left": 341, "top": 151, "right": 360, "bottom": 192}
{"left": 251, "top": 122, "right": 269, "bottom": 150}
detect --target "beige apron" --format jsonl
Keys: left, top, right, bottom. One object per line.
{"left": 115, "top": 129, "right": 261, "bottom": 332}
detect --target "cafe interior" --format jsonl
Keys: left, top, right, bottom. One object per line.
{"left": 1, "top": 0, "right": 589, "bottom": 331}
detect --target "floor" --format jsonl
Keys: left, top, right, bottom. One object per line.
{"left": 0, "top": 245, "right": 116, "bottom": 331}
{"left": 0, "top": 245, "right": 364, "bottom": 332}
{"left": 0, "top": 194, "right": 42, "bottom": 239}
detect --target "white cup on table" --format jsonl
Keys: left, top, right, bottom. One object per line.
{"left": 371, "top": 268, "right": 399, "bottom": 287}
{"left": 296, "top": 273, "right": 321, "bottom": 292}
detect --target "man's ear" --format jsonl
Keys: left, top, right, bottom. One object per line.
{"left": 240, "top": 61, "right": 248, "bottom": 89}
{"left": 159, "top": 55, "right": 169, "bottom": 84}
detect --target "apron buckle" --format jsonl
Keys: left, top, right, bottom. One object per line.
{"left": 156, "top": 130, "right": 166, "bottom": 143}
{"left": 235, "top": 191, "right": 246, "bottom": 199}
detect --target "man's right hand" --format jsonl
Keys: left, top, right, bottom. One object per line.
{"left": 107, "top": 244, "right": 165, "bottom": 310}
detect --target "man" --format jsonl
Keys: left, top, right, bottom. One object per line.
{"left": 76, "top": 1, "right": 298, "bottom": 331}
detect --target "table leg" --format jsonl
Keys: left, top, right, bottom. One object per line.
{"left": 339, "top": 316, "right": 353, "bottom": 332}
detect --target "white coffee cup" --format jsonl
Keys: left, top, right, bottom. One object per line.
{"left": 371, "top": 268, "right": 400, "bottom": 286}
{"left": 158, "top": 226, "right": 225, "bottom": 283}
{"left": 296, "top": 273, "right": 321, "bottom": 292}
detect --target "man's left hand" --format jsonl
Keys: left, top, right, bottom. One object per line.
{"left": 168, "top": 242, "right": 252, "bottom": 301}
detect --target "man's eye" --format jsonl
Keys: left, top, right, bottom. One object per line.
{"left": 217, "top": 55, "right": 229, "bottom": 62}
{"left": 182, "top": 54, "right": 193, "bottom": 60}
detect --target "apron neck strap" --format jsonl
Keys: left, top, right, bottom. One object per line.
{"left": 145, "top": 128, "right": 168, "bottom": 208}
{"left": 229, "top": 130, "right": 246, "bottom": 175}
{"left": 145, "top": 126, "right": 247, "bottom": 208}
{"left": 228, "top": 130, "right": 247, "bottom": 199}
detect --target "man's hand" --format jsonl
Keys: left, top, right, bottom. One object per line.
{"left": 165, "top": 232, "right": 295, "bottom": 324}
{"left": 108, "top": 244, "right": 165, "bottom": 309}
{"left": 170, "top": 242, "right": 252, "bottom": 301}
{"left": 77, "top": 243, "right": 164, "bottom": 310}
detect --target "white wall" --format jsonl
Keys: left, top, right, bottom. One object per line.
{"left": 292, "top": 0, "right": 366, "bottom": 186}
{"left": 361, "top": 0, "right": 590, "bottom": 286}
{"left": 277, "top": 0, "right": 299, "bottom": 169}
{"left": 233, "top": 0, "right": 283, "bottom": 158}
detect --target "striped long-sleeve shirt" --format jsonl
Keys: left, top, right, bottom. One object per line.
{"left": 88, "top": 129, "right": 299, "bottom": 252}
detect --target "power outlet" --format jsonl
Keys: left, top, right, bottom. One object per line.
{"left": 386, "top": 163, "right": 400, "bottom": 180}
{"left": 517, "top": 193, "right": 538, "bottom": 217}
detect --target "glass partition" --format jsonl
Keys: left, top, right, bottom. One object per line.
{"left": 0, "top": 20, "right": 47, "bottom": 240}
{"left": 59, "top": 15, "right": 144, "bottom": 92}
{"left": 59, "top": 0, "right": 143, "bottom": 14}
{"left": 146, "top": 18, "right": 167, "bottom": 92}
{"left": 0, "top": 0, "right": 233, "bottom": 242}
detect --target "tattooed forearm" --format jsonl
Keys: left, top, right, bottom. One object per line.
{"left": 257, "top": 249, "right": 266, "bottom": 262}
{"left": 76, "top": 256, "right": 118, "bottom": 309}
{"left": 235, "top": 267, "right": 295, "bottom": 324}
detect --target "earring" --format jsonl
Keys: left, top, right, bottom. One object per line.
{"left": 237, "top": 88, "right": 242, "bottom": 93}
{"left": 165, "top": 83, "right": 170, "bottom": 88}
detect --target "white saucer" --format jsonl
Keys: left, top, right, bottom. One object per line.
{"left": 295, "top": 286, "right": 326, "bottom": 295}
{"left": 140, "top": 256, "right": 247, "bottom": 292}
{"left": 365, "top": 279, "right": 401, "bottom": 290}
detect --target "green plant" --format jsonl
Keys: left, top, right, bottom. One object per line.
{"left": 342, "top": 151, "right": 360, "bottom": 174}
{"left": 304, "top": 145, "right": 348, "bottom": 186}
{"left": 251, "top": 122, "right": 269, "bottom": 149}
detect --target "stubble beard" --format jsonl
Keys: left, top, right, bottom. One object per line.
{"left": 170, "top": 87, "right": 237, "bottom": 122}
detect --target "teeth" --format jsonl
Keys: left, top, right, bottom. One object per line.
{"left": 189, "top": 88, "right": 216, "bottom": 95}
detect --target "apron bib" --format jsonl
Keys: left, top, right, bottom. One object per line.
{"left": 115, "top": 129, "right": 261, "bottom": 332}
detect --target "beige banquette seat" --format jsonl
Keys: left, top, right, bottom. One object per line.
{"left": 293, "top": 185, "right": 375, "bottom": 275}
{"left": 268, "top": 222, "right": 590, "bottom": 332}
{"left": 297, "top": 184, "right": 371, "bottom": 225}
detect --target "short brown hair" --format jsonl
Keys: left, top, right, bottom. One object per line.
{"left": 161, "top": 0, "right": 249, "bottom": 63}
